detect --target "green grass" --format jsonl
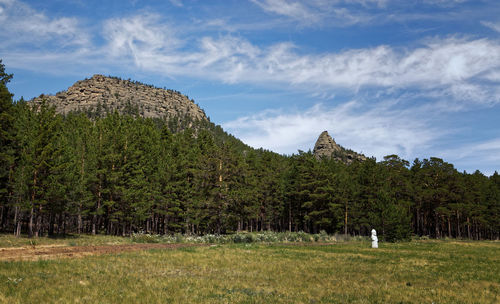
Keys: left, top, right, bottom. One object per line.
{"left": 0, "top": 234, "right": 133, "bottom": 248}
{"left": 0, "top": 240, "right": 499, "bottom": 303}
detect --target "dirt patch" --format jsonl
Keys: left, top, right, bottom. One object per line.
{"left": 0, "top": 243, "right": 204, "bottom": 261}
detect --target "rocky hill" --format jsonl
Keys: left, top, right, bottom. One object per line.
{"left": 313, "top": 131, "right": 366, "bottom": 164}
{"left": 31, "top": 75, "right": 207, "bottom": 123}
{"left": 30, "top": 74, "right": 253, "bottom": 152}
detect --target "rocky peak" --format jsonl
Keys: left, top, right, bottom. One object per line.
{"left": 313, "top": 131, "right": 341, "bottom": 158}
{"left": 31, "top": 74, "right": 207, "bottom": 122}
{"left": 313, "top": 131, "right": 366, "bottom": 164}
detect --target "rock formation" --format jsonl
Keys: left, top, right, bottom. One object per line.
{"left": 313, "top": 131, "right": 366, "bottom": 164}
{"left": 31, "top": 75, "right": 207, "bottom": 122}
{"left": 313, "top": 131, "right": 341, "bottom": 158}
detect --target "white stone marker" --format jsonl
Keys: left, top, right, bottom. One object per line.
{"left": 371, "top": 229, "right": 378, "bottom": 248}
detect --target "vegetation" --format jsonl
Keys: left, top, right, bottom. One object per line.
{"left": 0, "top": 240, "right": 498, "bottom": 303}
{"left": 0, "top": 231, "right": 353, "bottom": 248}
{"left": 129, "top": 230, "right": 359, "bottom": 244}
{"left": 0, "top": 61, "right": 499, "bottom": 241}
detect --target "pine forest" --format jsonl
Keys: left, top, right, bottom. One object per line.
{"left": 1, "top": 61, "right": 499, "bottom": 242}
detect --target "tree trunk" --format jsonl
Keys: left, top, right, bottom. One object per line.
{"left": 467, "top": 217, "right": 471, "bottom": 239}
{"left": 163, "top": 216, "right": 168, "bottom": 235}
{"left": 29, "top": 170, "right": 38, "bottom": 238}
{"left": 288, "top": 202, "right": 292, "bottom": 232}
{"left": 344, "top": 202, "right": 348, "bottom": 235}
{"left": 79, "top": 147, "right": 85, "bottom": 235}
{"left": 447, "top": 216, "right": 451, "bottom": 238}
{"left": 48, "top": 213, "right": 55, "bottom": 236}
{"left": 423, "top": 212, "right": 427, "bottom": 236}
{"left": 35, "top": 205, "right": 42, "bottom": 237}
{"left": 92, "top": 181, "right": 102, "bottom": 235}
{"left": 62, "top": 213, "right": 67, "bottom": 235}
{"left": 57, "top": 212, "right": 63, "bottom": 234}
{"left": 13, "top": 206, "right": 19, "bottom": 236}
{"left": 0, "top": 206, "right": 4, "bottom": 231}
{"left": 28, "top": 207, "right": 34, "bottom": 238}
{"left": 415, "top": 208, "right": 421, "bottom": 235}
{"left": 15, "top": 218, "right": 22, "bottom": 237}
{"left": 77, "top": 206, "right": 82, "bottom": 234}
{"left": 434, "top": 211, "right": 439, "bottom": 238}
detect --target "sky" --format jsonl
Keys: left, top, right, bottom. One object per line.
{"left": 1, "top": 0, "right": 499, "bottom": 175}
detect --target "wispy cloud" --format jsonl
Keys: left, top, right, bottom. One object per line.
{"left": 103, "top": 14, "right": 182, "bottom": 65}
{"left": 422, "top": 0, "right": 468, "bottom": 6}
{"left": 100, "top": 17, "right": 500, "bottom": 106}
{"left": 249, "top": 0, "right": 473, "bottom": 27}
{"left": 1, "top": 0, "right": 499, "bottom": 109}
{"left": 0, "top": 0, "right": 89, "bottom": 47}
{"left": 455, "top": 138, "right": 500, "bottom": 162}
{"left": 482, "top": 21, "right": 500, "bottom": 33}
{"left": 440, "top": 137, "right": 500, "bottom": 175}
{"left": 250, "top": 0, "right": 320, "bottom": 23}
{"left": 3, "top": 5, "right": 500, "bottom": 108}
{"left": 249, "top": 0, "right": 378, "bottom": 26}
{"left": 169, "top": 0, "right": 183, "bottom": 7}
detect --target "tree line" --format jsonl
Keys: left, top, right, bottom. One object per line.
{"left": 0, "top": 62, "right": 499, "bottom": 240}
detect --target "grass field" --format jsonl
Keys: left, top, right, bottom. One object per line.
{"left": 0, "top": 234, "right": 134, "bottom": 248}
{"left": 0, "top": 236, "right": 499, "bottom": 303}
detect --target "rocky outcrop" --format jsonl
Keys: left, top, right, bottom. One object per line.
{"left": 313, "top": 131, "right": 366, "bottom": 164}
{"left": 313, "top": 131, "right": 341, "bottom": 158}
{"left": 31, "top": 75, "right": 207, "bottom": 122}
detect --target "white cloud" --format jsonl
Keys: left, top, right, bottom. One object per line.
{"left": 249, "top": 0, "right": 471, "bottom": 27}
{"left": 2, "top": 1, "right": 499, "bottom": 109}
{"left": 223, "top": 101, "right": 440, "bottom": 159}
{"left": 169, "top": 0, "right": 183, "bottom": 7}
{"left": 103, "top": 14, "right": 181, "bottom": 60}
{"left": 445, "top": 138, "right": 500, "bottom": 162}
{"left": 422, "top": 0, "right": 467, "bottom": 5}
{"left": 4, "top": 7, "right": 500, "bottom": 108}
{"left": 112, "top": 30, "right": 500, "bottom": 106}
{"left": 439, "top": 137, "right": 500, "bottom": 175}
{"left": 0, "top": 0, "right": 89, "bottom": 47}
{"left": 482, "top": 21, "right": 500, "bottom": 33}
{"left": 96, "top": 14, "right": 500, "bottom": 103}
{"left": 250, "top": 0, "right": 320, "bottom": 23}
{"left": 249, "top": 0, "right": 384, "bottom": 27}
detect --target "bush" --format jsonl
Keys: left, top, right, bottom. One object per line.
{"left": 130, "top": 231, "right": 360, "bottom": 245}
{"left": 131, "top": 233, "right": 161, "bottom": 243}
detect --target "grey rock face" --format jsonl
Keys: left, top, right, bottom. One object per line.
{"left": 31, "top": 75, "right": 207, "bottom": 122}
{"left": 313, "top": 131, "right": 366, "bottom": 164}
{"left": 313, "top": 131, "right": 341, "bottom": 158}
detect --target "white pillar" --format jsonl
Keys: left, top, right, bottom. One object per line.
{"left": 371, "top": 229, "right": 378, "bottom": 248}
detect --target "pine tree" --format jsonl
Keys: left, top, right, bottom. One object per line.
{"left": 0, "top": 60, "right": 14, "bottom": 231}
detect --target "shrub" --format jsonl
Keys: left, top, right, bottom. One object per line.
{"left": 130, "top": 231, "right": 361, "bottom": 244}
{"left": 131, "top": 233, "right": 161, "bottom": 243}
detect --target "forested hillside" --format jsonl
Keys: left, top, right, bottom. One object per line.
{"left": 0, "top": 62, "right": 499, "bottom": 241}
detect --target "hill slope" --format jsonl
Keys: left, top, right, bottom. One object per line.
{"left": 30, "top": 74, "right": 253, "bottom": 151}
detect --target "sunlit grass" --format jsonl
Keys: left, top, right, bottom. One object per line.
{"left": 0, "top": 240, "right": 499, "bottom": 303}
{"left": 0, "top": 234, "right": 132, "bottom": 248}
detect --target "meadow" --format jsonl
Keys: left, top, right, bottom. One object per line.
{"left": 0, "top": 235, "right": 498, "bottom": 303}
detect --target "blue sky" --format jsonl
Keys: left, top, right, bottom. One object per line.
{"left": 1, "top": 0, "right": 500, "bottom": 175}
